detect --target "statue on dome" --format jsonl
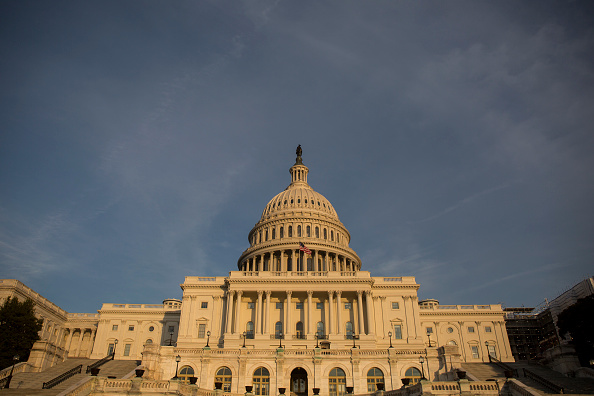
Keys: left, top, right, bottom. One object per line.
{"left": 296, "top": 145, "right": 303, "bottom": 164}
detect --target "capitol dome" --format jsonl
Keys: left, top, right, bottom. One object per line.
{"left": 237, "top": 146, "right": 361, "bottom": 274}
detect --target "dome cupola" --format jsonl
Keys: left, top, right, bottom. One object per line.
{"left": 237, "top": 146, "right": 361, "bottom": 275}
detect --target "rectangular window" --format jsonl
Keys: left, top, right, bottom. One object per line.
{"left": 108, "top": 343, "right": 115, "bottom": 355}
{"left": 296, "top": 302, "right": 303, "bottom": 309}
{"left": 316, "top": 302, "right": 323, "bottom": 309}
{"left": 112, "top": 325, "right": 118, "bottom": 331}
{"left": 123, "top": 344, "right": 131, "bottom": 356}
{"left": 468, "top": 326, "right": 475, "bottom": 333}
{"left": 344, "top": 302, "right": 352, "bottom": 309}
{"left": 471, "top": 345, "right": 480, "bottom": 359}
{"left": 168, "top": 326, "right": 175, "bottom": 333}
{"left": 201, "top": 302, "right": 208, "bottom": 309}
{"left": 128, "top": 325, "right": 134, "bottom": 331}
{"left": 426, "top": 327, "right": 433, "bottom": 334}
{"left": 276, "top": 302, "right": 283, "bottom": 309}
{"left": 394, "top": 324, "right": 402, "bottom": 339}
{"left": 392, "top": 302, "right": 399, "bottom": 309}
{"left": 485, "top": 326, "right": 492, "bottom": 333}
{"left": 488, "top": 345, "right": 497, "bottom": 358}
{"left": 198, "top": 324, "right": 206, "bottom": 338}
{"left": 248, "top": 302, "right": 255, "bottom": 309}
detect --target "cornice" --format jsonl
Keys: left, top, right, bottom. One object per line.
{"left": 419, "top": 311, "right": 504, "bottom": 317}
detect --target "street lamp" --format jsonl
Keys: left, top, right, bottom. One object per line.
{"left": 352, "top": 334, "right": 358, "bottom": 349}
{"left": 427, "top": 333, "right": 433, "bottom": 347}
{"left": 113, "top": 339, "right": 118, "bottom": 360}
{"left": 3, "top": 355, "right": 19, "bottom": 389}
{"left": 168, "top": 331, "right": 174, "bottom": 346}
{"left": 172, "top": 355, "right": 181, "bottom": 380}
{"left": 278, "top": 332, "right": 283, "bottom": 349}
{"left": 315, "top": 333, "right": 319, "bottom": 348}
{"left": 388, "top": 331, "right": 393, "bottom": 348}
{"left": 419, "top": 356, "right": 426, "bottom": 380}
{"left": 205, "top": 330, "right": 211, "bottom": 348}
{"left": 485, "top": 341, "right": 490, "bottom": 361}
{"left": 242, "top": 332, "right": 247, "bottom": 348}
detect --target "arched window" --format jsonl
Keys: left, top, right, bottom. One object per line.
{"left": 331, "top": 230, "right": 334, "bottom": 241}
{"left": 296, "top": 322, "right": 304, "bottom": 339}
{"left": 404, "top": 367, "right": 422, "bottom": 385}
{"left": 272, "top": 228, "right": 276, "bottom": 240}
{"left": 280, "top": 227, "right": 284, "bottom": 239}
{"left": 253, "top": 367, "right": 270, "bottom": 395}
{"left": 246, "top": 321, "right": 254, "bottom": 339}
{"left": 315, "top": 227, "right": 319, "bottom": 238}
{"left": 367, "top": 368, "right": 384, "bottom": 392}
{"left": 145, "top": 339, "right": 153, "bottom": 344}
{"left": 259, "top": 231, "right": 262, "bottom": 243}
{"left": 215, "top": 367, "right": 232, "bottom": 391}
{"left": 345, "top": 322, "right": 353, "bottom": 339}
{"left": 179, "top": 366, "right": 195, "bottom": 383}
{"left": 337, "top": 233, "right": 340, "bottom": 243}
{"left": 297, "top": 225, "right": 301, "bottom": 237}
{"left": 306, "top": 225, "right": 311, "bottom": 237}
{"left": 265, "top": 230, "right": 268, "bottom": 241}
{"left": 275, "top": 322, "right": 283, "bottom": 339}
{"left": 447, "top": 340, "right": 457, "bottom": 346}
{"left": 317, "top": 321, "right": 325, "bottom": 338}
{"left": 324, "top": 229, "right": 327, "bottom": 239}
{"left": 288, "top": 226, "right": 293, "bottom": 237}
{"left": 329, "top": 367, "right": 346, "bottom": 396}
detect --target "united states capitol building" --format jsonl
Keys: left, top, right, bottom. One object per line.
{"left": 1, "top": 147, "right": 516, "bottom": 395}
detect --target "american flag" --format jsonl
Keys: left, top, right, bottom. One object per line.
{"left": 299, "top": 242, "right": 312, "bottom": 255}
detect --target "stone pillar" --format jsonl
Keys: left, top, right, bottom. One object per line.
{"left": 365, "top": 291, "right": 375, "bottom": 336}
{"left": 281, "top": 251, "right": 286, "bottom": 272}
{"left": 357, "top": 291, "right": 365, "bottom": 335}
{"left": 336, "top": 291, "right": 342, "bottom": 335}
{"left": 65, "top": 329, "right": 74, "bottom": 357}
{"left": 87, "top": 329, "right": 97, "bottom": 357}
{"left": 285, "top": 291, "right": 292, "bottom": 335}
{"left": 265, "top": 291, "right": 271, "bottom": 335}
{"left": 291, "top": 250, "right": 295, "bottom": 272}
{"left": 379, "top": 296, "right": 386, "bottom": 338}
{"left": 75, "top": 329, "right": 85, "bottom": 357}
{"left": 307, "top": 291, "right": 313, "bottom": 335}
{"left": 225, "top": 291, "right": 234, "bottom": 334}
{"left": 314, "top": 250, "right": 319, "bottom": 271}
{"left": 256, "top": 291, "right": 263, "bottom": 334}
{"left": 235, "top": 291, "right": 243, "bottom": 334}
{"left": 213, "top": 296, "right": 222, "bottom": 337}
{"left": 328, "top": 291, "right": 334, "bottom": 335}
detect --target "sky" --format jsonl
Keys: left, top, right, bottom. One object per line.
{"left": 1, "top": 1, "right": 593, "bottom": 314}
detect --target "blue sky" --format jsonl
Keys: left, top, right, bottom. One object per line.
{"left": 1, "top": 1, "right": 593, "bottom": 313}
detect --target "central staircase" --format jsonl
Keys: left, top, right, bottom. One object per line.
{"left": 3, "top": 358, "right": 139, "bottom": 395}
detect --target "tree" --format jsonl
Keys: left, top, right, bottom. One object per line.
{"left": 0, "top": 297, "right": 43, "bottom": 370}
{"left": 557, "top": 295, "right": 594, "bottom": 367}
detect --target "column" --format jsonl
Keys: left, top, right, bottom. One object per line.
{"left": 213, "top": 296, "right": 222, "bottom": 336}
{"left": 265, "top": 291, "right": 271, "bottom": 335}
{"left": 66, "top": 329, "right": 74, "bottom": 356}
{"left": 185, "top": 296, "right": 196, "bottom": 336}
{"left": 87, "top": 329, "right": 97, "bottom": 357}
{"left": 336, "top": 291, "right": 342, "bottom": 335}
{"left": 379, "top": 296, "right": 386, "bottom": 337}
{"left": 256, "top": 291, "right": 263, "bottom": 334}
{"left": 328, "top": 291, "right": 334, "bottom": 335}
{"left": 314, "top": 250, "right": 319, "bottom": 271}
{"left": 75, "top": 329, "right": 85, "bottom": 357}
{"left": 365, "top": 291, "right": 375, "bottom": 336}
{"left": 285, "top": 291, "right": 293, "bottom": 335}
{"left": 225, "top": 291, "right": 234, "bottom": 334}
{"left": 291, "top": 250, "right": 295, "bottom": 272}
{"left": 235, "top": 291, "right": 243, "bottom": 334}
{"left": 281, "top": 251, "right": 286, "bottom": 272}
{"left": 307, "top": 291, "right": 313, "bottom": 335}
{"left": 357, "top": 291, "right": 365, "bottom": 335}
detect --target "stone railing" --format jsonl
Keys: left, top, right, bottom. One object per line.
{"left": 0, "top": 362, "right": 29, "bottom": 380}
{"left": 505, "top": 378, "right": 543, "bottom": 396}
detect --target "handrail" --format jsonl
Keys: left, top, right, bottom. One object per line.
{"left": 488, "top": 355, "right": 518, "bottom": 377}
{"left": 86, "top": 354, "right": 114, "bottom": 373}
{"left": 42, "top": 364, "right": 82, "bottom": 389}
{"left": 523, "top": 368, "right": 564, "bottom": 394}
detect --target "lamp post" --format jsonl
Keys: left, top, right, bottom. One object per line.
{"left": 419, "top": 356, "right": 426, "bottom": 380}
{"left": 113, "top": 339, "right": 118, "bottom": 360}
{"left": 3, "top": 355, "right": 19, "bottom": 389}
{"left": 352, "top": 334, "right": 358, "bottom": 349}
{"left": 485, "top": 341, "right": 490, "bottom": 362}
{"left": 172, "top": 355, "right": 181, "bottom": 380}
{"left": 315, "top": 333, "right": 319, "bottom": 348}
{"left": 205, "top": 330, "right": 211, "bottom": 348}
{"left": 168, "top": 331, "right": 174, "bottom": 346}
{"left": 242, "top": 332, "right": 247, "bottom": 348}
{"left": 278, "top": 332, "right": 283, "bottom": 349}
{"left": 427, "top": 333, "right": 433, "bottom": 347}
{"left": 388, "top": 331, "right": 393, "bottom": 348}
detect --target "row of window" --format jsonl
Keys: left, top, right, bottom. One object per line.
{"left": 253, "top": 225, "right": 342, "bottom": 245}
{"left": 423, "top": 325, "right": 493, "bottom": 334}
{"left": 111, "top": 324, "right": 177, "bottom": 332}
{"left": 178, "top": 366, "right": 422, "bottom": 394}
{"left": 266, "top": 197, "right": 331, "bottom": 214}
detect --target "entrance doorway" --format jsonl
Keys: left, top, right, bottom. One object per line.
{"left": 290, "top": 367, "right": 308, "bottom": 396}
